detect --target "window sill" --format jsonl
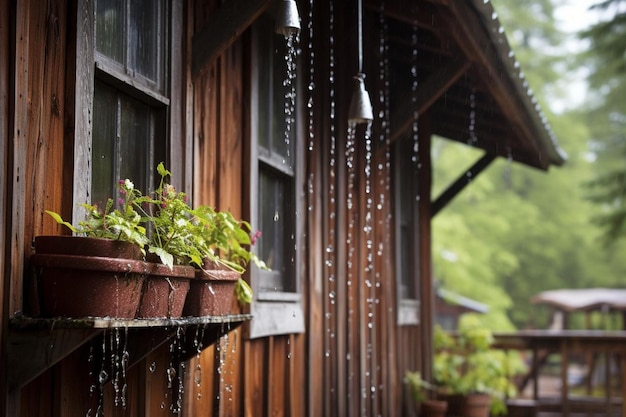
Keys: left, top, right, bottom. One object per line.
{"left": 248, "top": 299, "right": 305, "bottom": 339}
{"left": 256, "top": 291, "right": 301, "bottom": 302}
{"left": 398, "top": 299, "right": 420, "bottom": 326}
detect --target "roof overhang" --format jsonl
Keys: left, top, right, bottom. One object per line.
{"left": 369, "top": 0, "right": 567, "bottom": 171}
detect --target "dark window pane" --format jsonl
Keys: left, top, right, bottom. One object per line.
{"left": 119, "top": 96, "right": 151, "bottom": 190}
{"left": 256, "top": 14, "right": 294, "bottom": 167}
{"left": 395, "top": 137, "right": 419, "bottom": 300}
{"left": 95, "top": 0, "right": 124, "bottom": 63}
{"left": 129, "top": 0, "right": 161, "bottom": 83}
{"left": 259, "top": 167, "right": 285, "bottom": 273}
{"left": 399, "top": 225, "right": 412, "bottom": 298}
{"left": 92, "top": 85, "right": 117, "bottom": 208}
{"left": 96, "top": 0, "right": 165, "bottom": 90}
{"left": 254, "top": 14, "right": 298, "bottom": 294}
{"left": 92, "top": 83, "right": 155, "bottom": 208}
{"left": 257, "top": 27, "right": 271, "bottom": 151}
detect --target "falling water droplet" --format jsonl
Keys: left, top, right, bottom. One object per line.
{"left": 194, "top": 365, "right": 202, "bottom": 386}
{"left": 98, "top": 370, "right": 108, "bottom": 384}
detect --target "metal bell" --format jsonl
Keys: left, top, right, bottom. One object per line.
{"left": 348, "top": 73, "right": 374, "bottom": 124}
{"left": 275, "top": 0, "right": 301, "bottom": 37}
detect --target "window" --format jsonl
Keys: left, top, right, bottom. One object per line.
{"left": 73, "top": 1, "right": 182, "bottom": 214}
{"left": 92, "top": 0, "right": 169, "bottom": 206}
{"left": 248, "top": 14, "right": 305, "bottom": 338}
{"left": 394, "top": 136, "right": 420, "bottom": 325}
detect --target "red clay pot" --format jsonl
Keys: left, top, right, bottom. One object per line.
{"left": 31, "top": 236, "right": 148, "bottom": 319}
{"left": 442, "top": 394, "right": 491, "bottom": 417}
{"left": 183, "top": 264, "right": 241, "bottom": 317}
{"left": 34, "top": 236, "right": 144, "bottom": 259}
{"left": 420, "top": 399, "right": 448, "bottom": 417}
{"left": 136, "top": 263, "right": 194, "bottom": 319}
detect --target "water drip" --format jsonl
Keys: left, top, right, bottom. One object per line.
{"left": 326, "top": 0, "right": 338, "bottom": 346}
{"left": 283, "top": 33, "right": 298, "bottom": 160}
{"left": 468, "top": 89, "right": 478, "bottom": 145}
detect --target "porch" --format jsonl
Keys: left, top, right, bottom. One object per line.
{"left": 494, "top": 330, "right": 626, "bottom": 417}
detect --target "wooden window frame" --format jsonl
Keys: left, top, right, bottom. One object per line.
{"left": 248, "top": 17, "right": 305, "bottom": 339}
{"left": 394, "top": 136, "right": 420, "bottom": 326}
{"left": 72, "top": 0, "right": 185, "bottom": 221}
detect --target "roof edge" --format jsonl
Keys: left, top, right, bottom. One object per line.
{"left": 469, "top": 0, "right": 568, "bottom": 168}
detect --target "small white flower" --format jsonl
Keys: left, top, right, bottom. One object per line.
{"left": 124, "top": 179, "right": 134, "bottom": 190}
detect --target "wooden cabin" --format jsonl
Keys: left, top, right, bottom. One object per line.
{"left": 0, "top": 0, "right": 565, "bottom": 416}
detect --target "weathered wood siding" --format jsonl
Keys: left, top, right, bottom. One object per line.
{"left": 3, "top": 1, "right": 427, "bottom": 416}
{"left": 0, "top": 0, "right": 10, "bottom": 411}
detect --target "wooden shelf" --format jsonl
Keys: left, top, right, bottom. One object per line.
{"left": 8, "top": 314, "right": 251, "bottom": 392}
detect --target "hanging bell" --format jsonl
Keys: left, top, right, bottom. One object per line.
{"left": 348, "top": 73, "right": 374, "bottom": 124}
{"left": 275, "top": 0, "right": 301, "bottom": 37}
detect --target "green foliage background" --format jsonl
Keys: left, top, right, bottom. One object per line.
{"left": 431, "top": 0, "right": 626, "bottom": 331}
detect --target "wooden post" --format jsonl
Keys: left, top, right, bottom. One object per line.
{"left": 560, "top": 339, "right": 569, "bottom": 417}
{"left": 621, "top": 350, "right": 626, "bottom": 417}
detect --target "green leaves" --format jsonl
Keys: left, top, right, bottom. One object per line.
{"left": 234, "top": 278, "right": 254, "bottom": 305}
{"left": 45, "top": 210, "right": 77, "bottom": 233}
{"left": 148, "top": 247, "right": 174, "bottom": 270}
{"left": 44, "top": 163, "right": 268, "bottom": 305}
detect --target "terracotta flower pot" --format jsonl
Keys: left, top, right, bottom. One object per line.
{"left": 34, "top": 236, "right": 144, "bottom": 259}
{"left": 420, "top": 399, "right": 448, "bottom": 417}
{"left": 183, "top": 260, "right": 241, "bottom": 317}
{"left": 136, "top": 262, "right": 194, "bottom": 319}
{"left": 31, "top": 236, "right": 147, "bottom": 319}
{"left": 442, "top": 394, "right": 491, "bottom": 417}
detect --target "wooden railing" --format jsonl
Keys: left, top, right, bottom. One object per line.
{"left": 493, "top": 330, "right": 626, "bottom": 417}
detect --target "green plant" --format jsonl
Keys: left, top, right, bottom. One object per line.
{"left": 404, "top": 371, "right": 437, "bottom": 404}
{"left": 433, "top": 314, "right": 526, "bottom": 415}
{"left": 141, "top": 164, "right": 203, "bottom": 268}
{"left": 45, "top": 163, "right": 267, "bottom": 305}
{"left": 46, "top": 179, "right": 149, "bottom": 252}
{"left": 193, "top": 205, "right": 266, "bottom": 273}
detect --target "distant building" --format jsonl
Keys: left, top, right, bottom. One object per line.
{"left": 435, "top": 287, "right": 489, "bottom": 330}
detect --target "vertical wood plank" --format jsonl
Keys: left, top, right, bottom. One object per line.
{"left": 58, "top": 345, "right": 98, "bottom": 417}
{"left": 183, "top": 344, "right": 216, "bottom": 416}
{"left": 193, "top": 64, "right": 218, "bottom": 207}
{"left": 182, "top": 0, "right": 194, "bottom": 197}
{"left": 20, "top": 368, "right": 54, "bottom": 417}
{"left": 103, "top": 357, "right": 143, "bottom": 417}
{"left": 217, "top": 43, "right": 243, "bottom": 215}
{"left": 71, "top": 0, "right": 94, "bottom": 222}
{"left": 0, "top": 0, "right": 12, "bottom": 411}
{"left": 25, "top": 0, "right": 68, "bottom": 240}
{"left": 289, "top": 333, "right": 305, "bottom": 416}
{"left": 216, "top": 329, "right": 243, "bottom": 417}
{"left": 219, "top": 37, "right": 244, "bottom": 417}
{"left": 269, "top": 336, "right": 286, "bottom": 417}
{"left": 9, "top": 0, "right": 30, "bottom": 319}
{"left": 143, "top": 345, "right": 175, "bottom": 417}
{"left": 305, "top": 33, "right": 325, "bottom": 415}
{"left": 169, "top": 0, "right": 187, "bottom": 193}
{"left": 244, "top": 338, "right": 266, "bottom": 417}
